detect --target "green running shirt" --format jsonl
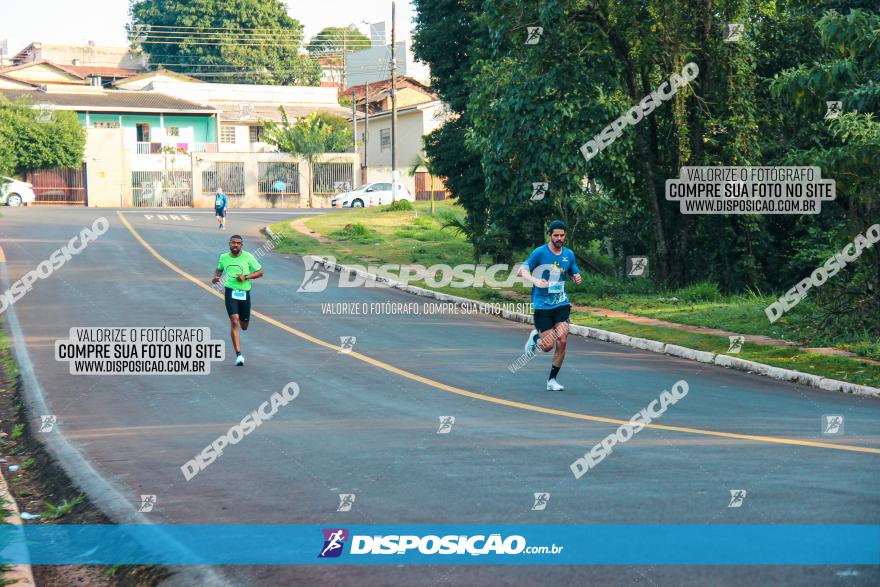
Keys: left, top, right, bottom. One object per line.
{"left": 217, "top": 251, "right": 261, "bottom": 291}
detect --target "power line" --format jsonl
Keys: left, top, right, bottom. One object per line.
{"left": 134, "top": 23, "right": 380, "bottom": 33}
{"left": 136, "top": 32, "right": 382, "bottom": 42}
{"left": 129, "top": 27, "right": 385, "bottom": 41}
{"left": 139, "top": 30, "right": 385, "bottom": 38}
{"left": 143, "top": 66, "right": 394, "bottom": 77}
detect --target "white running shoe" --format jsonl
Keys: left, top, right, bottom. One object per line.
{"left": 524, "top": 329, "right": 540, "bottom": 355}
{"left": 546, "top": 378, "right": 564, "bottom": 391}
{"left": 235, "top": 354, "right": 245, "bottom": 366}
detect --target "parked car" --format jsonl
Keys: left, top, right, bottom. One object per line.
{"left": 1, "top": 177, "right": 36, "bottom": 206}
{"left": 331, "top": 182, "right": 414, "bottom": 208}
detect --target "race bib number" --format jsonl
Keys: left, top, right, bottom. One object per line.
{"left": 231, "top": 289, "right": 247, "bottom": 300}
{"left": 548, "top": 281, "right": 564, "bottom": 294}
{"left": 215, "top": 196, "right": 224, "bottom": 207}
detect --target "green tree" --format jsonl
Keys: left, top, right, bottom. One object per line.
{"left": 307, "top": 26, "right": 371, "bottom": 54}
{"left": 412, "top": 0, "right": 494, "bottom": 262}
{"left": 262, "top": 111, "right": 353, "bottom": 208}
{"left": 128, "top": 0, "right": 320, "bottom": 85}
{"left": 0, "top": 98, "right": 85, "bottom": 176}
{"left": 770, "top": 8, "right": 880, "bottom": 337}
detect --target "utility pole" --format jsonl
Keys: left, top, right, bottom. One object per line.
{"left": 390, "top": 0, "right": 398, "bottom": 202}
{"left": 363, "top": 82, "right": 369, "bottom": 184}
{"left": 351, "top": 88, "right": 357, "bottom": 158}
{"left": 341, "top": 34, "right": 347, "bottom": 89}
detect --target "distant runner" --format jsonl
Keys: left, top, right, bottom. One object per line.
{"left": 212, "top": 235, "right": 263, "bottom": 366}
{"left": 520, "top": 220, "right": 582, "bottom": 391}
{"left": 214, "top": 187, "right": 228, "bottom": 230}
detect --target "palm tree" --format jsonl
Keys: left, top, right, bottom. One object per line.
{"left": 262, "top": 109, "right": 352, "bottom": 208}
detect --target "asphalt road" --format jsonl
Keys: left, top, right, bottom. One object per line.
{"left": 1, "top": 207, "right": 878, "bottom": 586}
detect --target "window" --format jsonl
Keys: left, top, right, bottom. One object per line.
{"left": 220, "top": 126, "right": 236, "bottom": 144}
{"left": 380, "top": 128, "right": 391, "bottom": 151}
{"left": 249, "top": 125, "right": 264, "bottom": 143}
{"left": 136, "top": 123, "right": 151, "bottom": 142}
{"left": 166, "top": 126, "right": 180, "bottom": 137}
{"left": 93, "top": 121, "right": 120, "bottom": 129}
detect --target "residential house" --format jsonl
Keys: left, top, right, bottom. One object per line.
{"left": 7, "top": 41, "right": 148, "bottom": 86}
{"left": 0, "top": 56, "right": 359, "bottom": 208}
{"left": 134, "top": 79, "right": 351, "bottom": 153}
{"left": 348, "top": 76, "right": 447, "bottom": 198}
{"left": 0, "top": 60, "right": 142, "bottom": 87}
{"left": 347, "top": 76, "right": 438, "bottom": 113}
{"left": 10, "top": 41, "right": 148, "bottom": 70}
{"left": 0, "top": 85, "right": 218, "bottom": 206}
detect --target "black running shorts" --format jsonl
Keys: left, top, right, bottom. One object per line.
{"left": 534, "top": 304, "right": 571, "bottom": 332}
{"left": 224, "top": 287, "right": 251, "bottom": 321}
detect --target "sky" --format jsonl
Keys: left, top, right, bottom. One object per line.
{"left": 0, "top": 0, "right": 417, "bottom": 58}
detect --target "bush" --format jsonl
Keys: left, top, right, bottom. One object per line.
{"left": 383, "top": 199, "right": 414, "bottom": 212}
{"left": 435, "top": 206, "right": 465, "bottom": 226}
{"left": 330, "top": 222, "right": 381, "bottom": 244}
{"left": 395, "top": 227, "right": 450, "bottom": 242}
{"left": 671, "top": 280, "right": 722, "bottom": 302}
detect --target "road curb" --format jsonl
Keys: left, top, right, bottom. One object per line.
{"left": 0, "top": 254, "right": 232, "bottom": 587}
{"left": 266, "top": 235, "right": 880, "bottom": 398}
{"left": 0, "top": 469, "right": 36, "bottom": 586}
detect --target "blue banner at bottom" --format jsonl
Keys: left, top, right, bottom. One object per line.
{"left": 1, "top": 525, "right": 878, "bottom": 565}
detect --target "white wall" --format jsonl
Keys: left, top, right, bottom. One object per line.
{"left": 346, "top": 41, "right": 430, "bottom": 89}
{"left": 148, "top": 81, "right": 341, "bottom": 107}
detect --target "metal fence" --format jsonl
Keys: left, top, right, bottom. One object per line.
{"left": 201, "top": 162, "right": 245, "bottom": 203}
{"left": 24, "top": 165, "right": 87, "bottom": 205}
{"left": 131, "top": 171, "right": 193, "bottom": 207}
{"left": 258, "top": 162, "right": 300, "bottom": 207}
{"left": 312, "top": 162, "right": 354, "bottom": 196}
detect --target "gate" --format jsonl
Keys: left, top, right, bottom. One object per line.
{"left": 258, "top": 162, "right": 300, "bottom": 207}
{"left": 201, "top": 162, "right": 245, "bottom": 206}
{"left": 415, "top": 172, "right": 448, "bottom": 201}
{"left": 24, "top": 164, "right": 87, "bottom": 205}
{"left": 313, "top": 162, "right": 354, "bottom": 196}
{"left": 130, "top": 171, "right": 193, "bottom": 207}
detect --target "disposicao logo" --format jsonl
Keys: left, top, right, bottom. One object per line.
{"left": 319, "top": 528, "right": 349, "bottom": 558}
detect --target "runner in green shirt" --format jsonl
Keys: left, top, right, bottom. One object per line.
{"left": 212, "top": 235, "right": 263, "bottom": 366}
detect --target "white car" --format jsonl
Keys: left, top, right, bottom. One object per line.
{"left": 331, "top": 182, "right": 414, "bottom": 208}
{"left": 1, "top": 177, "right": 36, "bottom": 206}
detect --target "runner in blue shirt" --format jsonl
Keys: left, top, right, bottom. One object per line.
{"left": 214, "top": 188, "right": 228, "bottom": 230}
{"left": 519, "top": 220, "right": 582, "bottom": 390}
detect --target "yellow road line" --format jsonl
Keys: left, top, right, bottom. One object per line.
{"left": 116, "top": 211, "right": 880, "bottom": 456}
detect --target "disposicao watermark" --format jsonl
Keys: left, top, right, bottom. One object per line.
{"left": 581, "top": 62, "right": 699, "bottom": 162}
{"left": 55, "top": 327, "right": 225, "bottom": 375}
{"left": 181, "top": 382, "right": 300, "bottom": 480}
{"left": 765, "top": 223, "right": 879, "bottom": 323}
{"left": 666, "top": 166, "right": 835, "bottom": 214}
{"left": 299, "top": 256, "right": 562, "bottom": 292}
{"left": 570, "top": 380, "right": 689, "bottom": 479}
{"left": 0, "top": 217, "right": 109, "bottom": 315}
{"left": 322, "top": 301, "right": 532, "bottom": 317}
{"left": 337, "top": 494, "right": 356, "bottom": 512}
{"left": 728, "top": 490, "right": 747, "bottom": 508}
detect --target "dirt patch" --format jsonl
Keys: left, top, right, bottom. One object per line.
{"left": 290, "top": 217, "right": 330, "bottom": 243}
{"left": 0, "top": 328, "right": 171, "bottom": 586}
